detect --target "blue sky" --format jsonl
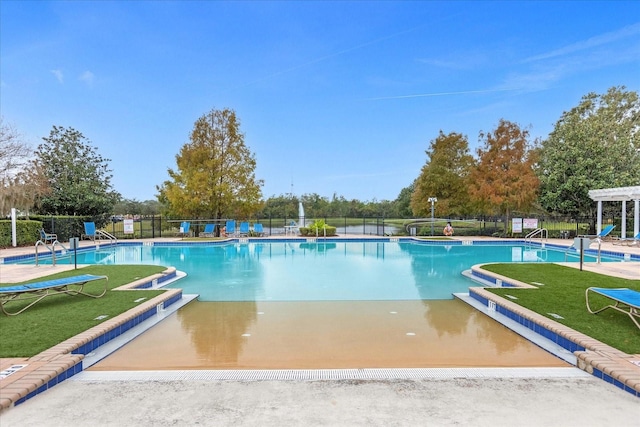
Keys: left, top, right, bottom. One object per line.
{"left": 2, "top": 1, "right": 639, "bottom": 202}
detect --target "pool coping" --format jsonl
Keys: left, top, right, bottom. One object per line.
{"left": 466, "top": 265, "right": 640, "bottom": 398}
{"left": 0, "top": 267, "right": 185, "bottom": 412}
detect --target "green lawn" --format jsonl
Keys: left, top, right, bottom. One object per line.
{"left": 482, "top": 263, "right": 640, "bottom": 354}
{"left": 0, "top": 265, "right": 167, "bottom": 357}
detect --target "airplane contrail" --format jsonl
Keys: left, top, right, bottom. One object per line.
{"left": 365, "top": 87, "right": 520, "bottom": 101}
{"left": 229, "top": 24, "right": 427, "bottom": 91}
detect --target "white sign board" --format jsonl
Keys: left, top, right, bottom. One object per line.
{"left": 523, "top": 218, "right": 539, "bottom": 229}
{"left": 124, "top": 219, "right": 134, "bottom": 234}
{"left": 512, "top": 218, "right": 523, "bottom": 233}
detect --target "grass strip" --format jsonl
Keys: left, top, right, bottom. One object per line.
{"left": 0, "top": 265, "right": 167, "bottom": 357}
{"left": 481, "top": 263, "right": 640, "bottom": 354}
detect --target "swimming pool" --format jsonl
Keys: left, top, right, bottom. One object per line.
{"left": 22, "top": 240, "right": 617, "bottom": 301}
{"left": 81, "top": 239, "right": 607, "bottom": 370}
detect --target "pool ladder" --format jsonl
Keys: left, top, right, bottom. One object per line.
{"left": 35, "top": 239, "right": 69, "bottom": 266}
{"left": 524, "top": 228, "right": 547, "bottom": 245}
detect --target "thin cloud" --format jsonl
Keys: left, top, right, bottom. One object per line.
{"left": 51, "top": 69, "right": 64, "bottom": 83}
{"left": 500, "top": 41, "right": 639, "bottom": 93}
{"left": 523, "top": 22, "right": 640, "bottom": 63}
{"left": 79, "top": 71, "right": 95, "bottom": 86}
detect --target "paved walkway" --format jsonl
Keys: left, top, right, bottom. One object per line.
{"left": 1, "top": 236, "right": 639, "bottom": 425}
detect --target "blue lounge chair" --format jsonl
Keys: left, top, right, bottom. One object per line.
{"left": 0, "top": 274, "right": 108, "bottom": 316}
{"left": 199, "top": 224, "right": 215, "bottom": 237}
{"left": 253, "top": 223, "right": 265, "bottom": 236}
{"left": 225, "top": 220, "right": 236, "bottom": 237}
{"left": 586, "top": 287, "right": 640, "bottom": 330}
{"left": 82, "top": 222, "right": 97, "bottom": 241}
{"left": 176, "top": 221, "right": 191, "bottom": 237}
{"left": 39, "top": 228, "right": 57, "bottom": 244}
{"left": 593, "top": 224, "right": 615, "bottom": 242}
{"left": 239, "top": 221, "right": 250, "bottom": 237}
{"left": 580, "top": 225, "right": 615, "bottom": 244}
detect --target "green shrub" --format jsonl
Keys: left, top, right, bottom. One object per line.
{"left": 0, "top": 220, "right": 43, "bottom": 247}
{"left": 300, "top": 219, "right": 337, "bottom": 236}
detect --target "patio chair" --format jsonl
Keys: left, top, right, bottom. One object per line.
{"left": 239, "top": 221, "right": 250, "bottom": 237}
{"left": 82, "top": 222, "right": 97, "bottom": 241}
{"left": 586, "top": 287, "right": 640, "bottom": 330}
{"left": 225, "top": 220, "right": 236, "bottom": 237}
{"left": 176, "top": 221, "right": 191, "bottom": 237}
{"left": 0, "top": 274, "right": 108, "bottom": 316}
{"left": 624, "top": 232, "right": 640, "bottom": 246}
{"left": 253, "top": 223, "right": 265, "bottom": 237}
{"left": 199, "top": 224, "right": 215, "bottom": 237}
{"left": 39, "top": 228, "right": 57, "bottom": 244}
{"left": 285, "top": 220, "right": 299, "bottom": 236}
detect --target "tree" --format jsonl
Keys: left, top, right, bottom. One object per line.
{"left": 468, "top": 119, "right": 539, "bottom": 230}
{"left": 411, "top": 131, "right": 475, "bottom": 217}
{"left": 157, "top": 108, "right": 263, "bottom": 224}
{"left": 113, "top": 198, "right": 163, "bottom": 217}
{"left": 392, "top": 182, "right": 415, "bottom": 218}
{"left": 538, "top": 86, "right": 640, "bottom": 221}
{"left": 32, "top": 126, "right": 120, "bottom": 219}
{"left": 0, "top": 118, "right": 50, "bottom": 216}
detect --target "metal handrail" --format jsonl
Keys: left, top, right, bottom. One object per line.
{"left": 35, "top": 239, "right": 58, "bottom": 266}
{"left": 96, "top": 229, "right": 117, "bottom": 244}
{"left": 525, "top": 228, "right": 548, "bottom": 244}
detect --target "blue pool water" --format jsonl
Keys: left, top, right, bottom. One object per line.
{"left": 21, "top": 241, "right": 615, "bottom": 301}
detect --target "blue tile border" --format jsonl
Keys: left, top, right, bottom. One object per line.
{"left": 472, "top": 288, "right": 588, "bottom": 354}
{"left": 14, "top": 359, "right": 84, "bottom": 407}
{"left": 11, "top": 273, "right": 184, "bottom": 409}
{"left": 70, "top": 285, "right": 182, "bottom": 357}
{"left": 468, "top": 286, "right": 639, "bottom": 398}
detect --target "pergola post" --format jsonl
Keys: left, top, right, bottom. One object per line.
{"left": 596, "top": 200, "right": 602, "bottom": 235}
{"left": 635, "top": 199, "right": 640, "bottom": 237}
{"left": 621, "top": 200, "right": 627, "bottom": 239}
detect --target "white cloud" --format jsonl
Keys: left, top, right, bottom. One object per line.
{"left": 523, "top": 22, "right": 640, "bottom": 63}
{"left": 79, "top": 70, "right": 95, "bottom": 86}
{"left": 50, "top": 69, "right": 64, "bottom": 83}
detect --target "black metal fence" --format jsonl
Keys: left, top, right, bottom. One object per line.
{"left": 32, "top": 214, "right": 637, "bottom": 240}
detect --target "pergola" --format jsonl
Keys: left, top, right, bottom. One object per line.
{"left": 588, "top": 185, "right": 640, "bottom": 239}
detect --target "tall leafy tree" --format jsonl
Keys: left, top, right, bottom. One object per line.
{"left": 157, "top": 108, "right": 263, "bottom": 222}
{"left": 411, "top": 131, "right": 475, "bottom": 217}
{"left": 468, "top": 119, "right": 539, "bottom": 229}
{"left": 392, "top": 182, "right": 415, "bottom": 218}
{"left": 538, "top": 86, "right": 640, "bottom": 220}
{"left": 32, "top": 126, "right": 119, "bottom": 218}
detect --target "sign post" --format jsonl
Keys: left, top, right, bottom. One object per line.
{"left": 69, "top": 237, "right": 79, "bottom": 270}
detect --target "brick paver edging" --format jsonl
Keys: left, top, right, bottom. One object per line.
{"left": 0, "top": 268, "right": 183, "bottom": 412}
{"left": 467, "top": 268, "right": 640, "bottom": 398}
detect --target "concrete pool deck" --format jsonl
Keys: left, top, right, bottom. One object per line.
{"left": 1, "top": 236, "right": 639, "bottom": 425}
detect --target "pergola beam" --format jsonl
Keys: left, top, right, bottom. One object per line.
{"left": 588, "top": 186, "right": 640, "bottom": 238}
